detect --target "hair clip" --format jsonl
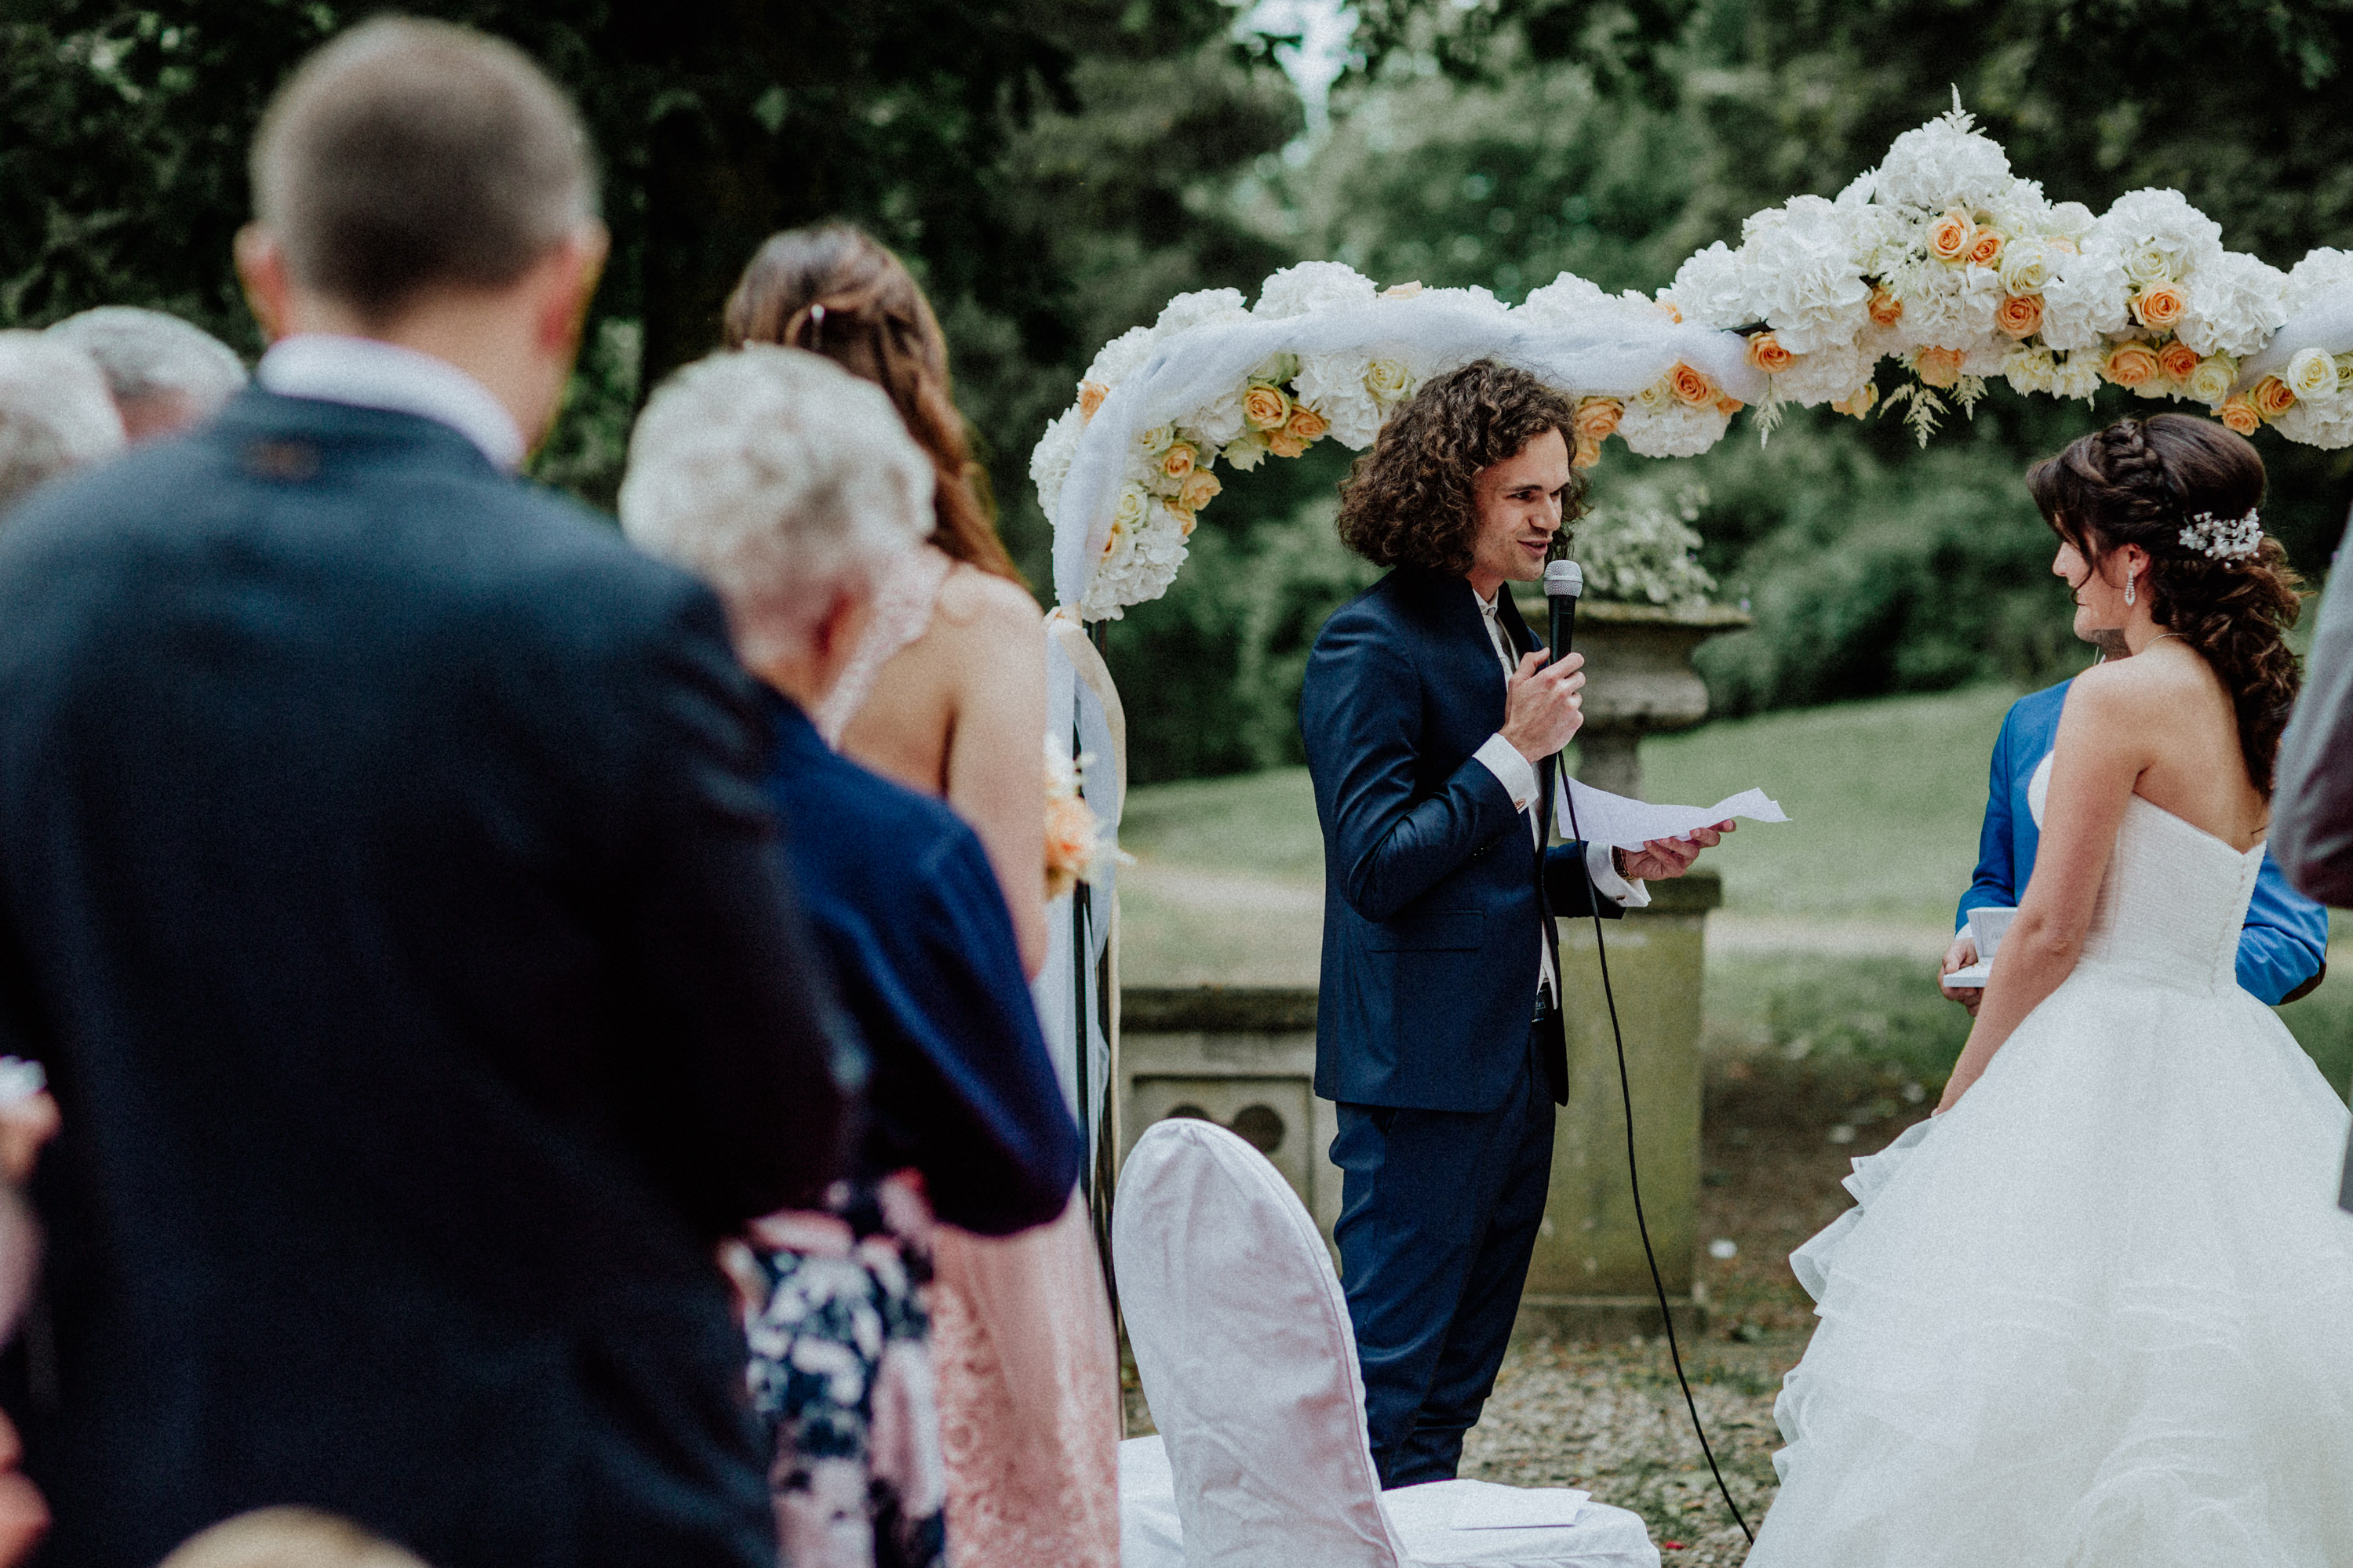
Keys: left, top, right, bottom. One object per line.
{"left": 2177, "top": 508, "right": 2262, "bottom": 561}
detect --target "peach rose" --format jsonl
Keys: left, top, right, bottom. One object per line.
{"left": 1179, "top": 469, "right": 1222, "bottom": 513}
{"left": 1572, "top": 435, "right": 1602, "bottom": 470}
{"left": 1747, "top": 332, "right": 1795, "bottom": 374}
{"left": 2104, "top": 341, "right": 2161, "bottom": 387}
{"left": 1241, "top": 383, "right": 1291, "bottom": 432}
{"left": 1574, "top": 397, "right": 1623, "bottom": 442}
{"left": 1995, "top": 293, "right": 2044, "bottom": 340}
{"left": 1044, "top": 795, "right": 1098, "bottom": 901}
{"left": 1831, "top": 383, "right": 1880, "bottom": 419}
{"left": 1867, "top": 286, "right": 1903, "bottom": 328}
{"left": 2219, "top": 395, "right": 2264, "bottom": 435}
{"left": 1654, "top": 297, "right": 1684, "bottom": 323}
{"left": 2157, "top": 341, "right": 2201, "bottom": 383}
{"left": 2253, "top": 374, "right": 2297, "bottom": 419}
{"left": 1078, "top": 380, "right": 1109, "bottom": 422}
{"left": 1966, "top": 227, "right": 2006, "bottom": 269}
{"left": 1715, "top": 395, "right": 1745, "bottom": 416}
{"left": 1267, "top": 428, "right": 1311, "bottom": 460}
{"left": 1285, "top": 403, "right": 1330, "bottom": 444}
{"left": 1157, "top": 442, "right": 1197, "bottom": 483}
{"left": 1163, "top": 498, "right": 1198, "bottom": 538}
{"left": 1914, "top": 346, "right": 1965, "bottom": 388}
{"left": 2130, "top": 283, "right": 2187, "bottom": 330}
{"left": 1927, "top": 210, "right": 1976, "bottom": 264}
{"left": 1669, "top": 362, "right": 1716, "bottom": 408}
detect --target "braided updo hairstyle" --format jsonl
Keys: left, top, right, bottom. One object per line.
{"left": 723, "top": 223, "right": 1019, "bottom": 582}
{"left": 2026, "top": 413, "right": 2304, "bottom": 795}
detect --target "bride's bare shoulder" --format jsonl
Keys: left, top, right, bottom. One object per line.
{"left": 932, "top": 563, "right": 1045, "bottom": 642}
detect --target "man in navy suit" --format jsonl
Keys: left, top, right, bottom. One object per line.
{"left": 0, "top": 23, "right": 852, "bottom": 1567}
{"left": 1300, "top": 362, "right": 1724, "bottom": 1488}
{"left": 1946, "top": 624, "right": 2326, "bottom": 1013}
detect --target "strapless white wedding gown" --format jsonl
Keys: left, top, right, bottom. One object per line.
{"left": 1747, "top": 777, "right": 2353, "bottom": 1566}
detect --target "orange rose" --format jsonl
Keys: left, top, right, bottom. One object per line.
{"left": 1179, "top": 469, "right": 1222, "bottom": 513}
{"left": 1966, "top": 227, "right": 2006, "bottom": 268}
{"left": 1927, "top": 210, "right": 1976, "bottom": 264}
{"left": 1654, "top": 297, "right": 1684, "bottom": 323}
{"left": 1995, "top": 294, "right": 2044, "bottom": 340}
{"left": 1163, "top": 498, "right": 1198, "bottom": 537}
{"left": 1914, "top": 346, "right": 1965, "bottom": 388}
{"left": 1267, "top": 428, "right": 1310, "bottom": 460}
{"left": 2131, "top": 283, "right": 2187, "bottom": 330}
{"left": 1867, "top": 286, "right": 1903, "bottom": 328}
{"left": 1285, "top": 403, "right": 1330, "bottom": 444}
{"left": 1747, "top": 332, "right": 1795, "bottom": 374}
{"left": 1572, "top": 435, "right": 1602, "bottom": 470}
{"left": 1715, "top": 395, "right": 1745, "bottom": 416}
{"left": 2219, "top": 395, "right": 2263, "bottom": 435}
{"left": 1157, "top": 442, "right": 1197, "bottom": 483}
{"left": 1241, "top": 383, "right": 1290, "bottom": 432}
{"left": 2157, "top": 341, "right": 2201, "bottom": 382}
{"left": 1668, "top": 362, "right": 1716, "bottom": 408}
{"left": 1574, "top": 396, "right": 1623, "bottom": 442}
{"left": 2253, "top": 374, "right": 2297, "bottom": 419}
{"left": 1831, "top": 383, "right": 1880, "bottom": 419}
{"left": 2104, "top": 341, "right": 2161, "bottom": 387}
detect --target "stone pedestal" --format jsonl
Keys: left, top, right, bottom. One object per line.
{"left": 1517, "top": 868, "right": 1720, "bottom": 1339}
{"left": 1513, "top": 596, "right": 1750, "bottom": 801}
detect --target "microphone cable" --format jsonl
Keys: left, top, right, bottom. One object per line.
{"left": 1543, "top": 560, "right": 1755, "bottom": 1546}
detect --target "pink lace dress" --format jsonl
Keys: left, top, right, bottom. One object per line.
{"left": 822, "top": 544, "right": 1121, "bottom": 1568}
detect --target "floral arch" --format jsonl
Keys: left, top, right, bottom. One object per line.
{"left": 1035, "top": 99, "right": 2353, "bottom": 1188}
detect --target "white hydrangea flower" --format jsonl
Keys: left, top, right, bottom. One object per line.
{"left": 1084, "top": 325, "right": 1158, "bottom": 388}
{"left": 2002, "top": 345, "right": 2056, "bottom": 395}
{"left": 2285, "top": 248, "right": 2353, "bottom": 315}
{"left": 2177, "top": 250, "right": 2289, "bottom": 357}
{"left": 1961, "top": 339, "right": 2013, "bottom": 377}
{"left": 1739, "top": 195, "right": 1873, "bottom": 354}
{"left": 2050, "top": 350, "right": 2104, "bottom": 402}
{"left": 1985, "top": 176, "right": 2051, "bottom": 238}
{"left": 1835, "top": 166, "right": 1878, "bottom": 208}
{"left": 2271, "top": 397, "right": 2353, "bottom": 450}
{"left": 1153, "top": 289, "right": 1250, "bottom": 339}
{"left": 1847, "top": 203, "right": 1917, "bottom": 279}
{"left": 1293, "top": 350, "right": 1383, "bottom": 448}
{"left": 2044, "top": 202, "right": 2098, "bottom": 242}
{"left": 2089, "top": 188, "right": 2225, "bottom": 279}
{"left": 1617, "top": 397, "right": 1733, "bottom": 458}
{"left": 1773, "top": 341, "right": 1874, "bottom": 406}
{"left": 1517, "top": 272, "right": 1613, "bottom": 326}
{"left": 1417, "top": 284, "right": 1510, "bottom": 320}
{"left": 1028, "top": 406, "right": 1084, "bottom": 516}
{"left": 2039, "top": 247, "right": 2131, "bottom": 351}
{"left": 1668, "top": 242, "right": 1751, "bottom": 329}
{"left": 1254, "top": 261, "right": 1378, "bottom": 318}
{"left": 1891, "top": 257, "right": 2002, "bottom": 351}
{"left": 1873, "top": 107, "right": 2012, "bottom": 212}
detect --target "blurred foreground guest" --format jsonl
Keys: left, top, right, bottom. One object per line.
{"left": 158, "top": 1509, "right": 427, "bottom": 1568}
{"left": 0, "top": 20, "right": 849, "bottom": 1568}
{"left": 46, "top": 307, "right": 248, "bottom": 440}
{"left": 624, "top": 345, "right": 1081, "bottom": 1568}
{"left": 0, "top": 333, "right": 122, "bottom": 515}
{"left": 2274, "top": 499, "right": 2353, "bottom": 1210}
{"left": 726, "top": 226, "right": 1117, "bottom": 1568}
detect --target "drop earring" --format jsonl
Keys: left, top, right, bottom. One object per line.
{"left": 2125, "top": 567, "right": 2137, "bottom": 607}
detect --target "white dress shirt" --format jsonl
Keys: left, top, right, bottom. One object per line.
{"left": 1467, "top": 585, "right": 1647, "bottom": 1006}
{"left": 257, "top": 334, "right": 527, "bottom": 472}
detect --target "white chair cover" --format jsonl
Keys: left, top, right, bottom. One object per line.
{"left": 1113, "top": 1116, "right": 1659, "bottom": 1568}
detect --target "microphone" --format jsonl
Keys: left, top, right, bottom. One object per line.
{"left": 1543, "top": 558, "right": 1583, "bottom": 668}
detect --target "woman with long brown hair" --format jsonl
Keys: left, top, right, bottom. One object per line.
{"left": 1747, "top": 413, "right": 2353, "bottom": 1566}
{"left": 725, "top": 225, "right": 1117, "bottom": 1568}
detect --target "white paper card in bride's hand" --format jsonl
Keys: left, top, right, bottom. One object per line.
{"left": 1553, "top": 777, "right": 1790, "bottom": 850}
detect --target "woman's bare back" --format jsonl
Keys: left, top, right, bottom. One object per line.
{"left": 2100, "top": 639, "right": 2270, "bottom": 852}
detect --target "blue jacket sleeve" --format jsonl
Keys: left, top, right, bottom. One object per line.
{"left": 2235, "top": 851, "right": 2330, "bottom": 1005}
{"left": 1543, "top": 841, "right": 1626, "bottom": 921}
{"left": 1958, "top": 704, "right": 2020, "bottom": 933}
{"left": 1301, "top": 609, "right": 1525, "bottom": 924}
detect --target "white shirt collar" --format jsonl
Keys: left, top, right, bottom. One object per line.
{"left": 256, "top": 334, "right": 526, "bottom": 472}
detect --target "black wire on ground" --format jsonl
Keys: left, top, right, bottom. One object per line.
{"left": 1562, "top": 790, "right": 1756, "bottom": 1548}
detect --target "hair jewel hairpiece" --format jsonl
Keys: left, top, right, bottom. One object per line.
{"left": 2177, "top": 508, "right": 2263, "bottom": 561}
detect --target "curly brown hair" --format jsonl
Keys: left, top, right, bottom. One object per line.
{"left": 2026, "top": 413, "right": 2304, "bottom": 795}
{"left": 723, "top": 223, "right": 1021, "bottom": 584}
{"left": 1335, "top": 360, "right": 1584, "bottom": 574}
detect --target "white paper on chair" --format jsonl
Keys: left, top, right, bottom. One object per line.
{"left": 1447, "top": 1479, "right": 1590, "bottom": 1530}
{"left": 1555, "top": 777, "right": 1790, "bottom": 850}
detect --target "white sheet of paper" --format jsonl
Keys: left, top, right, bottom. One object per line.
{"left": 1553, "top": 777, "right": 1790, "bottom": 850}
{"left": 1447, "top": 1479, "right": 1590, "bottom": 1530}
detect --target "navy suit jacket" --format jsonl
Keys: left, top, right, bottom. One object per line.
{"left": 0, "top": 391, "right": 851, "bottom": 1568}
{"left": 1960, "top": 678, "right": 2329, "bottom": 1005}
{"left": 1302, "top": 566, "right": 1619, "bottom": 1114}
{"left": 762, "top": 693, "right": 1079, "bottom": 1234}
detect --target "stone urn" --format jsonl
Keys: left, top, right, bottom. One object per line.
{"left": 1506, "top": 593, "right": 1750, "bottom": 1334}
{"left": 1511, "top": 595, "right": 1753, "bottom": 799}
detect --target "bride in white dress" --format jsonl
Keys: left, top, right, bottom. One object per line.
{"left": 1747, "top": 413, "right": 2353, "bottom": 1566}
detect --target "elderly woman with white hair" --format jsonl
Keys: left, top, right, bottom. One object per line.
{"left": 621, "top": 344, "right": 1081, "bottom": 1568}
{"left": 46, "top": 307, "right": 247, "bottom": 442}
{"left": 0, "top": 332, "right": 124, "bottom": 516}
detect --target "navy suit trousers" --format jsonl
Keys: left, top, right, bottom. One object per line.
{"left": 1331, "top": 1015, "right": 1556, "bottom": 1487}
